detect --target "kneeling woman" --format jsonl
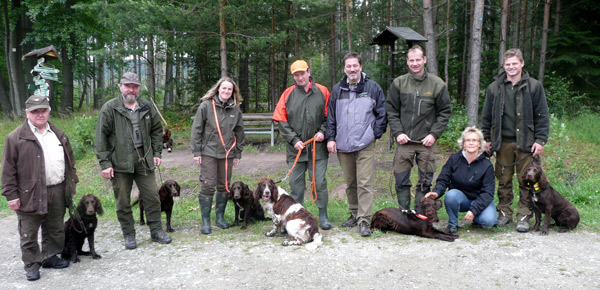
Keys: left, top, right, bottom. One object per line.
{"left": 425, "top": 127, "right": 497, "bottom": 233}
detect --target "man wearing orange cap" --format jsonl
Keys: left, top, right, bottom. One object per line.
{"left": 272, "top": 60, "right": 332, "bottom": 230}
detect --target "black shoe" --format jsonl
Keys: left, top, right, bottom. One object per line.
{"left": 26, "top": 268, "right": 40, "bottom": 281}
{"left": 471, "top": 222, "right": 482, "bottom": 229}
{"left": 41, "top": 255, "right": 69, "bottom": 269}
{"left": 151, "top": 230, "right": 172, "bottom": 244}
{"left": 124, "top": 235, "right": 137, "bottom": 250}
{"left": 341, "top": 214, "right": 357, "bottom": 228}
{"left": 359, "top": 221, "right": 371, "bottom": 237}
{"left": 447, "top": 225, "right": 458, "bottom": 234}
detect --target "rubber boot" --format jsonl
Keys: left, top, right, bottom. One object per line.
{"left": 318, "top": 207, "right": 332, "bottom": 230}
{"left": 198, "top": 194, "right": 213, "bottom": 234}
{"left": 215, "top": 192, "right": 230, "bottom": 229}
{"left": 414, "top": 190, "right": 427, "bottom": 210}
{"left": 396, "top": 190, "right": 411, "bottom": 211}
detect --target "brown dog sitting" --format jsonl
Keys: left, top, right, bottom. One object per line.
{"left": 371, "top": 197, "right": 458, "bottom": 242}
{"left": 522, "top": 163, "right": 580, "bottom": 235}
{"left": 229, "top": 181, "right": 268, "bottom": 229}
{"left": 136, "top": 179, "right": 181, "bottom": 232}
{"left": 62, "top": 194, "right": 104, "bottom": 263}
{"left": 163, "top": 128, "right": 174, "bottom": 153}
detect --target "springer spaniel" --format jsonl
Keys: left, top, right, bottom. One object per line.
{"left": 254, "top": 178, "right": 322, "bottom": 250}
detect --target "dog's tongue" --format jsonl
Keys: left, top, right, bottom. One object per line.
{"left": 263, "top": 196, "right": 270, "bottom": 201}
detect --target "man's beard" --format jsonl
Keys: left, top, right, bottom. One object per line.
{"left": 123, "top": 94, "right": 137, "bottom": 104}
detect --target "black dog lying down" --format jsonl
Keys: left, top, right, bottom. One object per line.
{"left": 229, "top": 181, "right": 268, "bottom": 229}
{"left": 371, "top": 197, "right": 458, "bottom": 242}
{"left": 62, "top": 194, "right": 104, "bottom": 263}
{"left": 135, "top": 179, "right": 181, "bottom": 232}
{"left": 522, "top": 163, "right": 580, "bottom": 235}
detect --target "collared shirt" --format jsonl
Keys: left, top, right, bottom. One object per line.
{"left": 28, "top": 120, "right": 65, "bottom": 186}
{"left": 123, "top": 98, "right": 143, "bottom": 149}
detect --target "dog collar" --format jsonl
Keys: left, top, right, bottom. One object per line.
{"left": 415, "top": 214, "right": 429, "bottom": 220}
{"left": 532, "top": 182, "right": 541, "bottom": 194}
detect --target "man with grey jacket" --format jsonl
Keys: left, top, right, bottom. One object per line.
{"left": 326, "top": 52, "right": 387, "bottom": 237}
{"left": 95, "top": 72, "right": 171, "bottom": 249}
{"left": 386, "top": 45, "right": 452, "bottom": 211}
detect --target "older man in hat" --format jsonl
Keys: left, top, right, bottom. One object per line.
{"left": 95, "top": 72, "right": 171, "bottom": 250}
{"left": 272, "top": 60, "right": 332, "bottom": 230}
{"left": 2, "top": 96, "right": 79, "bottom": 281}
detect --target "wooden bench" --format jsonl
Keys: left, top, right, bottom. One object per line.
{"left": 243, "top": 113, "right": 278, "bottom": 146}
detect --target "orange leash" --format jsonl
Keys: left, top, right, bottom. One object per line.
{"left": 212, "top": 99, "right": 237, "bottom": 193}
{"left": 280, "top": 137, "right": 318, "bottom": 202}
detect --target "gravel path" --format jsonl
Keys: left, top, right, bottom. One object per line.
{"left": 1, "top": 213, "right": 599, "bottom": 289}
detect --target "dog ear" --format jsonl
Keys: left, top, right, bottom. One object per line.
{"left": 175, "top": 182, "right": 181, "bottom": 195}
{"left": 538, "top": 166, "right": 549, "bottom": 189}
{"left": 94, "top": 195, "right": 104, "bottom": 216}
{"left": 434, "top": 199, "right": 443, "bottom": 210}
{"left": 77, "top": 195, "right": 86, "bottom": 211}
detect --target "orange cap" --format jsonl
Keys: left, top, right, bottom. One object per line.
{"left": 290, "top": 60, "right": 309, "bottom": 74}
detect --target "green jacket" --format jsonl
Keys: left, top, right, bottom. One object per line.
{"left": 386, "top": 71, "right": 452, "bottom": 141}
{"left": 481, "top": 71, "right": 550, "bottom": 152}
{"left": 191, "top": 96, "right": 244, "bottom": 159}
{"left": 272, "top": 80, "right": 330, "bottom": 162}
{"left": 95, "top": 95, "right": 163, "bottom": 172}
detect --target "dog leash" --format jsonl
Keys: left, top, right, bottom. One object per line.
{"left": 491, "top": 151, "right": 535, "bottom": 177}
{"left": 212, "top": 98, "right": 237, "bottom": 193}
{"left": 67, "top": 198, "right": 88, "bottom": 235}
{"left": 275, "top": 137, "right": 318, "bottom": 202}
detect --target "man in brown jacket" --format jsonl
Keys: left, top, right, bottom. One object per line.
{"left": 1, "top": 95, "right": 79, "bottom": 281}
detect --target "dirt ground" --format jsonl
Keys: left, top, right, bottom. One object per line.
{"left": 1, "top": 149, "right": 599, "bottom": 289}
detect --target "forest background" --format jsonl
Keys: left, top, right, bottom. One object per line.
{"left": 0, "top": 0, "right": 598, "bottom": 122}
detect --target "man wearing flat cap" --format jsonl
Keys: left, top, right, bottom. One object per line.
{"left": 272, "top": 60, "right": 332, "bottom": 230}
{"left": 2, "top": 95, "right": 79, "bottom": 281}
{"left": 95, "top": 72, "right": 172, "bottom": 249}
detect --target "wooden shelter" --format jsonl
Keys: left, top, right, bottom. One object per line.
{"left": 371, "top": 27, "right": 427, "bottom": 81}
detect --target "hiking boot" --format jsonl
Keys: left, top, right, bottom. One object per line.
{"left": 25, "top": 268, "right": 40, "bottom": 281}
{"left": 516, "top": 220, "right": 530, "bottom": 233}
{"left": 124, "top": 235, "right": 137, "bottom": 250}
{"left": 151, "top": 230, "right": 172, "bottom": 244}
{"left": 41, "top": 255, "right": 69, "bottom": 269}
{"left": 497, "top": 214, "right": 513, "bottom": 227}
{"left": 359, "top": 221, "right": 371, "bottom": 237}
{"left": 447, "top": 225, "right": 458, "bottom": 234}
{"left": 341, "top": 214, "right": 357, "bottom": 228}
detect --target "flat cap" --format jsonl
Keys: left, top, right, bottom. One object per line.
{"left": 119, "top": 72, "right": 141, "bottom": 86}
{"left": 25, "top": 95, "right": 50, "bottom": 111}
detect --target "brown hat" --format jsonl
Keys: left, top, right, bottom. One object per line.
{"left": 119, "top": 72, "right": 141, "bottom": 86}
{"left": 25, "top": 95, "right": 50, "bottom": 111}
{"left": 290, "top": 60, "right": 309, "bottom": 74}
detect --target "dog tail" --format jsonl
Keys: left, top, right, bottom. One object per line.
{"left": 305, "top": 233, "right": 322, "bottom": 251}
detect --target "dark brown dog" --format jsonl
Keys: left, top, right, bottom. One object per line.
{"left": 163, "top": 128, "right": 174, "bottom": 153}
{"left": 62, "top": 194, "right": 104, "bottom": 263}
{"left": 371, "top": 197, "right": 458, "bottom": 242}
{"left": 137, "top": 179, "right": 181, "bottom": 232}
{"left": 229, "top": 181, "right": 268, "bottom": 229}
{"left": 522, "top": 163, "right": 580, "bottom": 235}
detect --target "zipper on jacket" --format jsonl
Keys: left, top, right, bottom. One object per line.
{"left": 409, "top": 89, "right": 418, "bottom": 137}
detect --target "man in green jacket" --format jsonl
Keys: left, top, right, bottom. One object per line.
{"left": 95, "top": 72, "right": 172, "bottom": 249}
{"left": 272, "top": 60, "right": 332, "bottom": 230}
{"left": 386, "top": 45, "right": 452, "bottom": 211}
{"left": 481, "top": 48, "right": 550, "bottom": 232}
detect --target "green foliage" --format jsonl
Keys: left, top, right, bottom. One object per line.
{"left": 73, "top": 115, "right": 98, "bottom": 159}
{"left": 437, "top": 105, "right": 470, "bottom": 150}
{"left": 544, "top": 72, "right": 591, "bottom": 118}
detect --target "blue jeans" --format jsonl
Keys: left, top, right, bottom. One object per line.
{"left": 444, "top": 189, "right": 497, "bottom": 228}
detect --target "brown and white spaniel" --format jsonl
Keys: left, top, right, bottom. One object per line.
{"left": 254, "top": 178, "right": 322, "bottom": 250}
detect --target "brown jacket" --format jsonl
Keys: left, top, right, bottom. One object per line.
{"left": 1, "top": 120, "right": 79, "bottom": 215}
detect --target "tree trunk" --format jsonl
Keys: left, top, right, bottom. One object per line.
{"left": 146, "top": 34, "right": 156, "bottom": 98}
{"left": 538, "top": 0, "right": 551, "bottom": 83}
{"left": 520, "top": 0, "right": 528, "bottom": 48}
{"left": 466, "top": 0, "right": 484, "bottom": 126}
{"left": 94, "top": 56, "right": 104, "bottom": 109}
{"left": 329, "top": 5, "right": 337, "bottom": 88}
{"left": 77, "top": 55, "right": 88, "bottom": 111}
{"left": 0, "top": 67, "right": 13, "bottom": 118}
{"left": 514, "top": 0, "right": 522, "bottom": 47}
{"left": 423, "top": 0, "right": 438, "bottom": 75}
{"left": 219, "top": 0, "right": 228, "bottom": 78}
{"left": 444, "top": 0, "right": 450, "bottom": 85}
{"left": 345, "top": 0, "right": 352, "bottom": 52}
{"left": 61, "top": 46, "right": 74, "bottom": 115}
{"left": 553, "top": 0, "right": 561, "bottom": 33}
{"left": 164, "top": 35, "right": 174, "bottom": 109}
{"left": 499, "top": 0, "right": 509, "bottom": 70}
{"left": 6, "top": 0, "right": 27, "bottom": 117}
{"left": 239, "top": 39, "right": 249, "bottom": 113}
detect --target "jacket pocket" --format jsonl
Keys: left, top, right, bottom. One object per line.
{"left": 417, "top": 98, "right": 434, "bottom": 116}
{"left": 18, "top": 181, "right": 39, "bottom": 213}
{"left": 526, "top": 123, "right": 535, "bottom": 147}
